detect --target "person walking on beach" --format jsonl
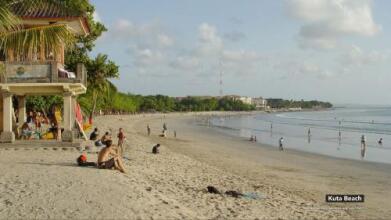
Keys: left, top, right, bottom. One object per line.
{"left": 163, "top": 123, "right": 167, "bottom": 131}
{"left": 307, "top": 128, "right": 312, "bottom": 143}
{"left": 279, "top": 137, "right": 284, "bottom": 151}
{"left": 361, "top": 135, "right": 366, "bottom": 159}
{"left": 174, "top": 130, "right": 177, "bottom": 138}
{"left": 147, "top": 124, "right": 151, "bottom": 136}
{"left": 117, "top": 128, "right": 126, "bottom": 156}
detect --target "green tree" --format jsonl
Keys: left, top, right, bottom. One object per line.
{"left": 81, "top": 54, "right": 119, "bottom": 118}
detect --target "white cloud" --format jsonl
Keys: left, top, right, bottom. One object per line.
{"left": 112, "top": 21, "right": 266, "bottom": 79}
{"left": 274, "top": 60, "right": 333, "bottom": 79}
{"left": 157, "top": 34, "right": 174, "bottom": 47}
{"left": 287, "top": 0, "right": 381, "bottom": 49}
{"left": 109, "top": 19, "right": 175, "bottom": 49}
{"left": 338, "top": 45, "right": 389, "bottom": 68}
{"left": 197, "top": 23, "right": 223, "bottom": 54}
{"left": 170, "top": 55, "right": 200, "bottom": 71}
{"left": 222, "top": 50, "right": 261, "bottom": 62}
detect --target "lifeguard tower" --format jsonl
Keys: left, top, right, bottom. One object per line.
{"left": 0, "top": 3, "right": 89, "bottom": 143}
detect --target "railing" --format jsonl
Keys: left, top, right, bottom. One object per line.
{"left": 0, "top": 61, "right": 87, "bottom": 86}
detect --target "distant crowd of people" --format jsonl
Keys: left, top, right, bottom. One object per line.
{"left": 20, "top": 110, "right": 61, "bottom": 140}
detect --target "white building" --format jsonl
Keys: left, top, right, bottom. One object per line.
{"left": 224, "top": 95, "right": 256, "bottom": 105}
{"left": 238, "top": 96, "right": 253, "bottom": 105}
{"left": 252, "top": 97, "right": 268, "bottom": 109}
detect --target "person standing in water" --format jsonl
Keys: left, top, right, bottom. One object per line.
{"left": 361, "top": 135, "right": 366, "bottom": 159}
{"left": 307, "top": 128, "right": 311, "bottom": 143}
{"left": 338, "top": 130, "right": 342, "bottom": 145}
{"left": 279, "top": 137, "right": 284, "bottom": 151}
{"left": 378, "top": 138, "right": 383, "bottom": 146}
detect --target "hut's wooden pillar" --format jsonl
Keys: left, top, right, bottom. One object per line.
{"left": 0, "top": 92, "right": 15, "bottom": 143}
{"left": 62, "top": 92, "right": 74, "bottom": 142}
{"left": 18, "top": 96, "right": 26, "bottom": 124}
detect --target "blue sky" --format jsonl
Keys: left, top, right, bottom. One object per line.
{"left": 90, "top": 0, "right": 391, "bottom": 105}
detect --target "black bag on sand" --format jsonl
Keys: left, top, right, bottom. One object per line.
{"left": 207, "top": 186, "right": 221, "bottom": 194}
{"left": 225, "top": 190, "right": 243, "bottom": 198}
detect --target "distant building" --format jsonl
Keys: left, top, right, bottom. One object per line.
{"left": 238, "top": 96, "right": 253, "bottom": 105}
{"left": 224, "top": 95, "right": 253, "bottom": 105}
{"left": 252, "top": 97, "right": 268, "bottom": 109}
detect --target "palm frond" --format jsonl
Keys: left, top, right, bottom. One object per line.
{"left": 0, "top": 4, "right": 20, "bottom": 32}
{"left": 0, "top": 24, "right": 75, "bottom": 58}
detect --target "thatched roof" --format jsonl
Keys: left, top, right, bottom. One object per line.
{"left": 10, "top": 1, "right": 83, "bottom": 19}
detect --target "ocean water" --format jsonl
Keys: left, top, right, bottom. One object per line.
{"left": 208, "top": 106, "right": 391, "bottom": 164}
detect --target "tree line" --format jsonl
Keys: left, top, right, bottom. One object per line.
{"left": 266, "top": 99, "right": 333, "bottom": 109}
{"left": 79, "top": 93, "right": 256, "bottom": 114}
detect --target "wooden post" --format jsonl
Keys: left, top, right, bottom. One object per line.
{"left": 0, "top": 91, "right": 15, "bottom": 142}
{"left": 18, "top": 96, "right": 26, "bottom": 125}
{"left": 62, "top": 91, "right": 74, "bottom": 142}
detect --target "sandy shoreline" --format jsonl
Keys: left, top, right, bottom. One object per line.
{"left": 0, "top": 113, "right": 390, "bottom": 219}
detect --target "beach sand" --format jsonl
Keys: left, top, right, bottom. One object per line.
{"left": 0, "top": 113, "right": 390, "bottom": 219}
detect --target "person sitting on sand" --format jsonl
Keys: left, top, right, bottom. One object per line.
{"left": 94, "top": 131, "right": 110, "bottom": 147}
{"left": 97, "top": 140, "right": 126, "bottom": 173}
{"left": 26, "top": 111, "right": 34, "bottom": 124}
{"left": 21, "top": 122, "right": 32, "bottom": 140}
{"left": 152, "top": 144, "right": 160, "bottom": 154}
{"left": 160, "top": 129, "right": 167, "bottom": 137}
{"left": 90, "top": 128, "right": 99, "bottom": 141}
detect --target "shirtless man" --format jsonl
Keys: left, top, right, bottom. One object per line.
{"left": 97, "top": 140, "right": 126, "bottom": 173}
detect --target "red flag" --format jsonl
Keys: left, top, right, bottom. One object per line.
{"left": 75, "top": 103, "right": 83, "bottom": 125}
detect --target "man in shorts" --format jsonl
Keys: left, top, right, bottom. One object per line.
{"left": 117, "top": 128, "right": 126, "bottom": 154}
{"left": 97, "top": 140, "right": 126, "bottom": 173}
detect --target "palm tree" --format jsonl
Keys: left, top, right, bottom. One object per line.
{"left": 85, "top": 54, "right": 119, "bottom": 119}
{"left": 0, "top": 0, "right": 89, "bottom": 60}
